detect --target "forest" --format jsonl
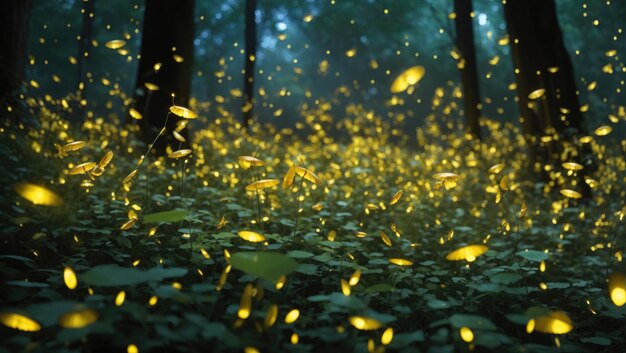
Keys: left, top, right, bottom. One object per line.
{"left": 0, "top": 0, "right": 625, "bottom": 352}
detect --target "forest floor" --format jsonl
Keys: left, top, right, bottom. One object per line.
{"left": 1, "top": 106, "right": 625, "bottom": 353}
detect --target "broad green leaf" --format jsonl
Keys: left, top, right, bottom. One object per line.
{"left": 287, "top": 250, "right": 315, "bottom": 259}
{"left": 490, "top": 272, "right": 523, "bottom": 285}
{"left": 516, "top": 250, "right": 548, "bottom": 262}
{"left": 6, "top": 280, "right": 49, "bottom": 288}
{"left": 230, "top": 252, "right": 298, "bottom": 282}
{"left": 0, "top": 255, "right": 34, "bottom": 262}
{"left": 363, "top": 283, "right": 395, "bottom": 293}
{"left": 580, "top": 337, "right": 611, "bottom": 346}
{"left": 80, "top": 264, "right": 187, "bottom": 286}
{"left": 389, "top": 330, "right": 425, "bottom": 348}
{"left": 143, "top": 209, "right": 189, "bottom": 223}
{"left": 25, "top": 301, "right": 79, "bottom": 326}
{"left": 307, "top": 293, "right": 366, "bottom": 309}
{"left": 449, "top": 314, "right": 497, "bottom": 330}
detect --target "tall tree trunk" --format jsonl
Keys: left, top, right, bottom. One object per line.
{"left": 77, "top": 0, "right": 95, "bottom": 93}
{"left": 76, "top": 0, "right": 95, "bottom": 121}
{"left": 242, "top": 0, "right": 257, "bottom": 130}
{"left": 453, "top": 0, "right": 481, "bottom": 140}
{"left": 133, "top": 0, "right": 194, "bottom": 152}
{"left": 503, "top": 0, "right": 592, "bottom": 197}
{"left": 0, "top": 0, "right": 33, "bottom": 121}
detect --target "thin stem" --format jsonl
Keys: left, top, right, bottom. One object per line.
{"left": 292, "top": 174, "right": 306, "bottom": 238}
{"left": 401, "top": 194, "right": 427, "bottom": 238}
{"left": 252, "top": 167, "right": 263, "bottom": 229}
{"left": 501, "top": 192, "right": 530, "bottom": 299}
{"left": 140, "top": 113, "right": 170, "bottom": 209}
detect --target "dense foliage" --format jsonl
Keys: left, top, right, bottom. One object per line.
{"left": 1, "top": 100, "right": 625, "bottom": 352}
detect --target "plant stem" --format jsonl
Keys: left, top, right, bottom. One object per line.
{"left": 292, "top": 174, "right": 306, "bottom": 238}
{"left": 401, "top": 194, "right": 427, "bottom": 238}
{"left": 502, "top": 192, "right": 530, "bottom": 299}
{"left": 252, "top": 167, "right": 263, "bottom": 229}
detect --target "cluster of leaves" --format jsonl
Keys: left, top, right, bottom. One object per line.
{"left": 0, "top": 98, "right": 625, "bottom": 353}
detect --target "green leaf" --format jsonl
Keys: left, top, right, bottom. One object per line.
{"left": 427, "top": 299, "right": 452, "bottom": 309}
{"left": 363, "top": 283, "right": 395, "bottom": 293}
{"left": 230, "top": 252, "right": 298, "bottom": 282}
{"left": 580, "top": 337, "right": 611, "bottom": 346}
{"left": 516, "top": 250, "right": 548, "bottom": 262}
{"left": 308, "top": 293, "right": 366, "bottom": 309}
{"left": 0, "top": 255, "right": 34, "bottom": 262}
{"left": 491, "top": 272, "right": 523, "bottom": 285}
{"left": 449, "top": 314, "right": 497, "bottom": 330}
{"left": 389, "top": 330, "right": 425, "bottom": 348}
{"left": 287, "top": 250, "right": 316, "bottom": 259}
{"left": 143, "top": 209, "right": 189, "bottom": 223}
{"left": 25, "top": 301, "right": 80, "bottom": 326}
{"left": 6, "top": 280, "right": 49, "bottom": 288}
{"left": 80, "top": 264, "right": 187, "bottom": 286}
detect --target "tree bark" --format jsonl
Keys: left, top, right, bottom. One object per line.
{"left": 77, "top": 0, "right": 95, "bottom": 93}
{"left": 503, "top": 0, "right": 592, "bottom": 197}
{"left": 0, "top": 0, "right": 33, "bottom": 121}
{"left": 242, "top": 0, "right": 257, "bottom": 130}
{"left": 133, "top": 0, "right": 195, "bottom": 152}
{"left": 453, "top": 0, "right": 481, "bottom": 140}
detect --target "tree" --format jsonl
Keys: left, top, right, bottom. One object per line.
{"left": 504, "top": 0, "right": 593, "bottom": 197}
{"left": 77, "top": 0, "right": 95, "bottom": 93}
{"left": 132, "top": 0, "right": 195, "bottom": 151}
{"left": 453, "top": 0, "right": 482, "bottom": 140}
{"left": 503, "top": 0, "right": 590, "bottom": 160}
{"left": 242, "top": 0, "right": 257, "bottom": 130}
{"left": 0, "top": 0, "right": 33, "bottom": 120}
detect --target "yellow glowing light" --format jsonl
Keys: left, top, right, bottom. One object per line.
{"left": 445, "top": 245, "right": 488, "bottom": 262}
{"left": 381, "top": 327, "right": 394, "bottom": 345}
{"left": 284, "top": 309, "right": 300, "bottom": 324}
{"left": 237, "top": 230, "right": 266, "bottom": 243}
{"left": 64, "top": 267, "right": 77, "bottom": 290}
{"left": 0, "top": 313, "right": 41, "bottom": 332}
{"left": 529, "top": 311, "right": 573, "bottom": 334}
{"left": 349, "top": 316, "right": 382, "bottom": 330}
{"left": 594, "top": 125, "right": 612, "bottom": 136}
{"left": 115, "top": 291, "right": 126, "bottom": 306}
{"left": 488, "top": 163, "right": 505, "bottom": 174}
{"left": 341, "top": 279, "right": 351, "bottom": 296}
{"left": 238, "top": 284, "right": 253, "bottom": 319}
{"left": 295, "top": 166, "right": 322, "bottom": 184}
{"left": 560, "top": 189, "right": 582, "bottom": 199}
{"left": 245, "top": 179, "right": 280, "bottom": 191}
{"left": 608, "top": 273, "right": 626, "bottom": 307}
{"left": 105, "top": 39, "right": 126, "bottom": 49}
{"left": 528, "top": 88, "right": 546, "bottom": 100}
{"left": 562, "top": 162, "right": 583, "bottom": 171}
{"left": 391, "top": 66, "right": 426, "bottom": 93}
{"left": 58, "top": 308, "right": 99, "bottom": 328}
{"left": 264, "top": 304, "right": 278, "bottom": 328}
{"left": 169, "top": 105, "right": 198, "bottom": 119}
{"left": 168, "top": 149, "right": 192, "bottom": 159}
{"left": 460, "top": 327, "right": 474, "bottom": 342}
{"left": 14, "top": 182, "right": 63, "bottom": 206}
{"left": 390, "top": 190, "right": 403, "bottom": 205}
{"left": 388, "top": 258, "right": 413, "bottom": 266}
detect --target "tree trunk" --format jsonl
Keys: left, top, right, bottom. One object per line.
{"left": 242, "top": 0, "right": 257, "bottom": 130}
{"left": 503, "top": 0, "right": 592, "bottom": 197}
{"left": 133, "top": 0, "right": 195, "bottom": 152}
{"left": 0, "top": 0, "right": 32, "bottom": 121}
{"left": 77, "top": 0, "right": 95, "bottom": 93}
{"left": 453, "top": 0, "right": 481, "bottom": 140}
